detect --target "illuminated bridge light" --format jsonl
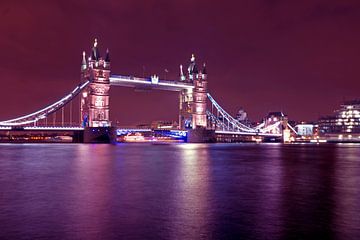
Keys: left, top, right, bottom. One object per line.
{"left": 23, "top": 127, "right": 85, "bottom": 131}
{"left": 116, "top": 129, "right": 152, "bottom": 136}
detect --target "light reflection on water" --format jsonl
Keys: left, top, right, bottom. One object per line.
{"left": 0, "top": 143, "right": 359, "bottom": 239}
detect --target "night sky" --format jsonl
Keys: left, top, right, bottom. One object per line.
{"left": 1, "top": 0, "right": 359, "bottom": 125}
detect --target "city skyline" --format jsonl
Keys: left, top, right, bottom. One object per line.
{"left": 1, "top": 1, "right": 360, "bottom": 124}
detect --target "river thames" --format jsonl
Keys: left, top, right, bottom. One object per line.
{"left": 0, "top": 143, "right": 359, "bottom": 239}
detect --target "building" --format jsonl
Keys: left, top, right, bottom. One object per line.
{"left": 318, "top": 99, "right": 360, "bottom": 141}
{"left": 295, "top": 124, "right": 314, "bottom": 137}
{"left": 235, "top": 108, "right": 251, "bottom": 127}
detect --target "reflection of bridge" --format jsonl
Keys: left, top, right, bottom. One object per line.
{"left": 0, "top": 39, "right": 295, "bottom": 143}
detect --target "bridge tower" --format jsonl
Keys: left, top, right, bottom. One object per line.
{"left": 192, "top": 60, "right": 208, "bottom": 129}
{"left": 179, "top": 54, "right": 208, "bottom": 130}
{"left": 81, "top": 39, "right": 111, "bottom": 127}
{"left": 80, "top": 39, "right": 115, "bottom": 143}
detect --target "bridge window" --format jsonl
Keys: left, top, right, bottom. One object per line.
{"left": 197, "top": 81, "right": 205, "bottom": 88}
{"left": 95, "top": 99, "right": 105, "bottom": 107}
{"left": 196, "top": 106, "right": 203, "bottom": 114}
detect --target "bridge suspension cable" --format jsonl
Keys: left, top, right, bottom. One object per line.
{"left": 206, "top": 93, "right": 291, "bottom": 136}
{"left": 207, "top": 93, "right": 256, "bottom": 133}
{"left": 0, "top": 81, "right": 89, "bottom": 126}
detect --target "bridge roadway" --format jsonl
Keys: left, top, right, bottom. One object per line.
{"left": 0, "top": 126, "right": 283, "bottom": 143}
{"left": 0, "top": 126, "right": 84, "bottom": 143}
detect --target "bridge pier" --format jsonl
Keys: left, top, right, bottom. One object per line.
{"left": 83, "top": 127, "right": 116, "bottom": 143}
{"left": 187, "top": 128, "right": 216, "bottom": 143}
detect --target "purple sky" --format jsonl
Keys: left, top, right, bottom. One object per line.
{"left": 0, "top": 0, "right": 359, "bottom": 125}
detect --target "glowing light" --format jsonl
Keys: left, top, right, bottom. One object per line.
{"left": 151, "top": 75, "right": 159, "bottom": 84}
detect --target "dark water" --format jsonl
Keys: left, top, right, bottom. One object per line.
{"left": 0, "top": 143, "right": 359, "bottom": 240}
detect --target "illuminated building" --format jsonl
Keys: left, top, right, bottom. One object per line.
{"left": 179, "top": 54, "right": 208, "bottom": 129}
{"left": 295, "top": 124, "right": 314, "bottom": 137}
{"left": 81, "top": 39, "right": 111, "bottom": 127}
{"left": 318, "top": 99, "right": 360, "bottom": 141}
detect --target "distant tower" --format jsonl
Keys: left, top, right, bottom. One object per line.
{"left": 236, "top": 108, "right": 251, "bottom": 127}
{"left": 80, "top": 39, "right": 111, "bottom": 127}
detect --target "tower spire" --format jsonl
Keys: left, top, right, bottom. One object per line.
{"left": 81, "top": 51, "right": 87, "bottom": 71}
{"left": 105, "top": 48, "right": 110, "bottom": 62}
{"left": 180, "top": 64, "right": 186, "bottom": 81}
{"left": 91, "top": 38, "right": 100, "bottom": 61}
{"left": 188, "top": 53, "right": 198, "bottom": 79}
{"left": 201, "top": 63, "right": 207, "bottom": 79}
{"left": 202, "top": 63, "right": 207, "bottom": 74}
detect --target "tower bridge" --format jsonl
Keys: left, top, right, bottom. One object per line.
{"left": 0, "top": 39, "right": 296, "bottom": 143}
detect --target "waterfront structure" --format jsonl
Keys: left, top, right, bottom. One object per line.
{"left": 295, "top": 124, "right": 314, "bottom": 137}
{"left": 0, "top": 39, "right": 293, "bottom": 143}
{"left": 81, "top": 39, "right": 111, "bottom": 128}
{"left": 318, "top": 99, "right": 360, "bottom": 141}
{"left": 264, "top": 112, "right": 287, "bottom": 135}
{"left": 178, "top": 55, "right": 208, "bottom": 129}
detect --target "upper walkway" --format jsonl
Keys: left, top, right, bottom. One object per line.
{"left": 110, "top": 75, "right": 194, "bottom": 91}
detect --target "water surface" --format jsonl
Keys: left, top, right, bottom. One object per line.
{"left": 0, "top": 143, "right": 359, "bottom": 239}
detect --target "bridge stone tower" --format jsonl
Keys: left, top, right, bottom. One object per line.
{"left": 80, "top": 39, "right": 114, "bottom": 143}
{"left": 192, "top": 61, "right": 208, "bottom": 129}
{"left": 179, "top": 55, "right": 214, "bottom": 142}
{"left": 179, "top": 54, "right": 208, "bottom": 129}
{"left": 81, "top": 39, "right": 111, "bottom": 128}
